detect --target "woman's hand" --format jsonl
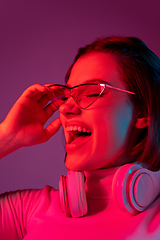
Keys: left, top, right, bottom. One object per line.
{"left": 0, "top": 84, "right": 61, "bottom": 157}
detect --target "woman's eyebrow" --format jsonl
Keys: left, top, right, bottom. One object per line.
{"left": 83, "top": 79, "right": 109, "bottom": 84}
{"left": 65, "top": 79, "right": 111, "bottom": 87}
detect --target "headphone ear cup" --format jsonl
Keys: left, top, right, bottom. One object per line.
{"left": 112, "top": 164, "right": 142, "bottom": 215}
{"left": 113, "top": 164, "right": 160, "bottom": 215}
{"left": 59, "top": 175, "right": 71, "bottom": 217}
{"left": 59, "top": 171, "right": 88, "bottom": 218}
{"left": 129, "top": 167, "right": 160, "bottom": 211}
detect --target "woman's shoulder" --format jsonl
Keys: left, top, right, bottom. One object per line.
{"left": 0, "top": 185, "right": 58, "bottom": 211}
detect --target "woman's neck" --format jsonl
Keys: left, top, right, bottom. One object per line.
{"left": 84, "top": 166, "right": 120, "bottom": 200}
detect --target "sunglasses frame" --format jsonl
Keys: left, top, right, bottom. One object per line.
{"left": 48, "top": 82, "right": 135, "bottom": 109}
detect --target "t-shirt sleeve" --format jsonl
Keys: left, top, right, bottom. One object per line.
{"left": 0, "top": 186, "right": 54, "bottom": 240}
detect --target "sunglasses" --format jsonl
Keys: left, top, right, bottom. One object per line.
{"left": 48, "top": 82, "right": 135, "bottom": 109}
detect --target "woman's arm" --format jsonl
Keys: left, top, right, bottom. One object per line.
{"left": 0, "top": 84, "right": 61, "bottom": 159}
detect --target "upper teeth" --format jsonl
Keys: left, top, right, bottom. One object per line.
{"left": 66, "top": 126, "right": 90, "bottom": 133}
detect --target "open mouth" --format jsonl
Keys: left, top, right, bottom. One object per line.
{"left": 65, "top": 126, "right": 92, "bottom": 144}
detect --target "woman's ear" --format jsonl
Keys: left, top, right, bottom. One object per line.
{"left": 134, "top": 107, "right": 149, "bottom": 129}
{"left": 134, "top": 116, "right": 149, "bottom": 129}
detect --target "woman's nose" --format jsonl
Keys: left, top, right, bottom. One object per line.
{"left": 59, "top": 96, "right": 81, "bottom": 115}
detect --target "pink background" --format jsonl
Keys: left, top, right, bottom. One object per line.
{"left": 0, "top": 0, "right": 160, "bottom": 193}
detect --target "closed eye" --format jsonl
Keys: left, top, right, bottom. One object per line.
{"left": 85, "top": 93, "right": 99, "bottom": 97}
{"left": 85, "top": 92, "right": 108, "bottom": 97}
{"left": 85, "top": 90, "right": 100, "bottom": 97}
{"left": 61, "top": 96, "right": 69, "bottom": 101}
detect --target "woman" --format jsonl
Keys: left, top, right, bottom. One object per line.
{"left": 0, "top": 36, "right": 160, "bottom": 239}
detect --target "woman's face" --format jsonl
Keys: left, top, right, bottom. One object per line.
{"left": 60, "top": 52, "right": 137, "bottom": 171}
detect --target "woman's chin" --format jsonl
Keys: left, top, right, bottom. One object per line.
{"left": 65, "top": 158, "right": 98, "bottom": 172}
{"left": 65, "top": 158, "right": 89, "bottom": 171}
{"left": 65, "top": 153, "right": 87, "bottom": 171}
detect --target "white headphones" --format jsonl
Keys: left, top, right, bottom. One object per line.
{"left": 59, "top": 171, "right": 88, "bottom": 218}
{"left": 59, "top": 164, "right": 160, "bottom": 217}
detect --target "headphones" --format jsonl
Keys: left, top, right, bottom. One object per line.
{"left": 59, "top": 164, "right": 160, "bottom": 217}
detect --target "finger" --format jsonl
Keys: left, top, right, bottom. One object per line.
{"left": 44, "top": 84, "right": 53, "bottom": 87}
{"left": 43, "top": 102, "right": 59, "bottom": 119}
{"left": 21, "top": 84, "right": 48, "bottom": 102}
{"left": 45, "top": 118, "right": 62, "bottom": 140}
{"left": 38, "top": 94, "right": 50, "bottom": 108}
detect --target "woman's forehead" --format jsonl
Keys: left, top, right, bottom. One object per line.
{"left": 67, "top": 52, "right": 126, "bottom": 89}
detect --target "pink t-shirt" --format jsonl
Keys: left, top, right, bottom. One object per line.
{"left": 1, "top": 167, "right": 160, "bottom": 239}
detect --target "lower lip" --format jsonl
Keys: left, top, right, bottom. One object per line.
{"left": 65, "top": 135, "right": 91, "bottom": 152}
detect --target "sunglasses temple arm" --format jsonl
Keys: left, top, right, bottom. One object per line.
{"left": 104, "top": 84, "right": 135, "bottom": 95}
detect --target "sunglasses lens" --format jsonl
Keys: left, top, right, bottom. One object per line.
{"left": 73, "top": 84, "right": 102, "bottom": 108}
{"left": 48, "top": 84, "right": 103, "bottom": 109}
{"left": 48, "top": 86, "right": 69, "bottom": 108}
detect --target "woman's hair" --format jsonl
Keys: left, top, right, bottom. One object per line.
{"left": 65, "top": 36, "right": 160, "bottom": 170}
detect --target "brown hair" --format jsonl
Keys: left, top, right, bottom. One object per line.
{"left": 65, "top": 37, "right": 160, "bottom": 170}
